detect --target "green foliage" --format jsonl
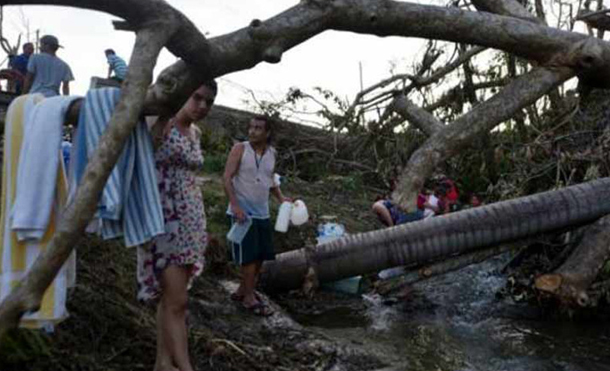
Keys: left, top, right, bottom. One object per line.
{"left": 200, "top": 176, "right": 230, "bottom": 237}
{"left": 203, "top": 153, "right": 227, "bottom": 174}
{"left": 199, "top": 124, "right": 231, "bottom": 174}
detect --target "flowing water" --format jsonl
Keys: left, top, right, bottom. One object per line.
{"left": 286, "top": 256, "right": 610, "bottom": 371}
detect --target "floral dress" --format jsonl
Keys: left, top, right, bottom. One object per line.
{"left": 137, "top": 125, "right": 207, "bottom": 301}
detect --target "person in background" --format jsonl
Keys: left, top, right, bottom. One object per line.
{"left": 23, "top": 35, "right": 73, "bottom": 97}
{"left": 104, "top": 49, "right": 128, "bottom": 82}
{"left": 440, "top": 176, "right": 459, "bottom": 212}
{"left": 372, "top": 192, "right": 426, "bottom": 227}
{"left": 470, "top": 194, "right": 482, "bottom": 207}
{"left": 8, "top": 42, "right": 34, "bottom": 94}
{"left": 137, "top": 81, "right": 217, "bottom": 371}
{"left": 223, "top": 115, "right": 291, "bottom": 317}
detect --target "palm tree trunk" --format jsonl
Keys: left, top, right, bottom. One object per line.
{"left": 261, "top": 178, "right": 610, "bottom": 291}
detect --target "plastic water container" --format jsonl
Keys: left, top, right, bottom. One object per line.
{"left": 275, "top": 202, "right": 293, "bottom": 233}
{"left": 290, "top": 200, "right": 309, "bottom": 226}
{"left": 227, "top": 217, "right": 252, "bottom": 244}
{"left": 321, "top": 276, "right": 363, "bottom": 295}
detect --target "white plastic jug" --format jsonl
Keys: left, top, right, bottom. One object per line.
{"left": 290, "top": 200, "right": 309, "bottom": 226}
{"left": 227, "top": 217, "right": 252, "bottom": 244}
{"left": 275, "top": 202, "right": 293, "bottom": 232}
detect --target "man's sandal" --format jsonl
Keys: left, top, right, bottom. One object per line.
{"left": 243, "top": 302, "right": 274, "bottom": 317}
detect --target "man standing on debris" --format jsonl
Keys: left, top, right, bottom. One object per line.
{"left": 104, "top": 48, "right": 128, "bottom": 82}
{"left": 223, "top": 115, "right": 291, "bottom": 317}
{"left": 23, "top": 35, "right": 74, "bottom": 97}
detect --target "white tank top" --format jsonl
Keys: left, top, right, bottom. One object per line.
{"left": 227, "top": 142, "right": 276, "bottom": 218}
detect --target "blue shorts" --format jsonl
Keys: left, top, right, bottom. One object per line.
{"left": 382, "top": 200, "right": 423, "bottom": 225}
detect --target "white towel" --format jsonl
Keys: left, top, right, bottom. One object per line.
{"left": 0, "top": 94, "right": 76, "bottom": 329}
{"left": 11, "top": 95, "right": 81, "bottom": 241}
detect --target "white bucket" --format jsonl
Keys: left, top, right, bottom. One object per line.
{"left": 275, "top": 201, "right": 293, "bottom": 232}
{"left": 290, "top": 200, "right": 309, "bottom": 226}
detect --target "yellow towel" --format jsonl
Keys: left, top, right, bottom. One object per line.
{"left": 0, "top": 95, "right": 76, "bottom": 329}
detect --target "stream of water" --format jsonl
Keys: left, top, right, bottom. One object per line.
{"left": 288, "top": 256, "right": 610, "bottom": 371}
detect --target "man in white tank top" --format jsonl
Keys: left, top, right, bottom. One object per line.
{"left": 223, "top": 116, "right": 291, "bottom": 316}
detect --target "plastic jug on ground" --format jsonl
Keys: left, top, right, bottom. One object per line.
{"left": 227, "top": 217, "right": 252, "bottom": 244}
{"left": 275, "top": 201, "right": 293, "bottom": 232}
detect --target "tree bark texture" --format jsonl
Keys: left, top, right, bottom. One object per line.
{"left": 535, "top": 214, "right": 610, "bottom": 307}
{"left": 0, "top": 27, "right": 171, "bottom": 339}
{"left": 390, "top": 98, "right": 443, "bottom": 136}
{"left": 471, "top": 0, "right": 545, "bottom": 24}
{"left": 261, "top": 178, "right": 610, "bottom": 292}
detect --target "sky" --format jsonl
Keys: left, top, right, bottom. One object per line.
{"left": 0, "top": 0, "right": 427, "bottom": 121}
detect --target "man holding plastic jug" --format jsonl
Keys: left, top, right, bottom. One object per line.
{"left": 223, "top": 115, "right": 290, "bottom": 316}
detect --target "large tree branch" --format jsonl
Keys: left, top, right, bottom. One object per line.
{"left": 0, "top": 25, "right": 172, "bottom": 339}
{"left": 393, "top": 66, "right": 575, "bottom": 210}
{"left": 6, "top": 0, "right": 609, "bottom": 114}
{"left": 390, "top": 97, "right": 444, "bottom": 136}
{"left": 535, "top": 214, "right": 610, "bottom": 307}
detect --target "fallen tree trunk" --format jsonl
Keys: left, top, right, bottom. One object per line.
{"left": 535, "top": 214, "right": 610, "bottom": 307}
{"left": 260, "top": 177, "right": 610, "bottom": 291}
{"left": 375, "top": 243, "right": 518, "bottom": 296}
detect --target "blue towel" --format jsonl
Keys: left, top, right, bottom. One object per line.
{"left": 11, "top": 95, "right": 81, "bottom": 241}
{"left": 72, "top": 88, "right": 164, "bottom": 247}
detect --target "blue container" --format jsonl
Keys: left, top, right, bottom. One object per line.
{"left": 321, "top": 276, "right": 362, "bottom": 295}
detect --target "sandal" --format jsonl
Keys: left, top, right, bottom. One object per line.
{"left": 243, "top": 302, "right": 274, "bottom": 317}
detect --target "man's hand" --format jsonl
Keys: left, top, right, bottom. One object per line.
{"left": 231, "top": 204, "right": 247, "bottom": 223}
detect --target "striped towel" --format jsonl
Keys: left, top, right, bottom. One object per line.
{"left": 71, "top": 88, "right": 164, "bottom": 247}
{"left": 12, "top": 96, "right": 82, "bottom": 241}
{"left": 0, "top": 94, "right": 76, "bottom": 329}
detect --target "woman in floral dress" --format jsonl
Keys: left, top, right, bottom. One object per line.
{"left": 138, "top": 81, "right": 217, "bottom": 371}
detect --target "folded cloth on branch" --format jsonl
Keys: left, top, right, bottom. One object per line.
{"left": 0, "top": 94, "right": 76, "bottom": 329}
{"left": 71, "top": 87, "right": 164, "bottom": 247}
{"left": 11, "top": 95, "right": 82, "bottom": 241}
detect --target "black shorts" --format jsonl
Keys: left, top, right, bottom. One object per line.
{"left": 228, "top": 217, "right": 275, "bottom": 265}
